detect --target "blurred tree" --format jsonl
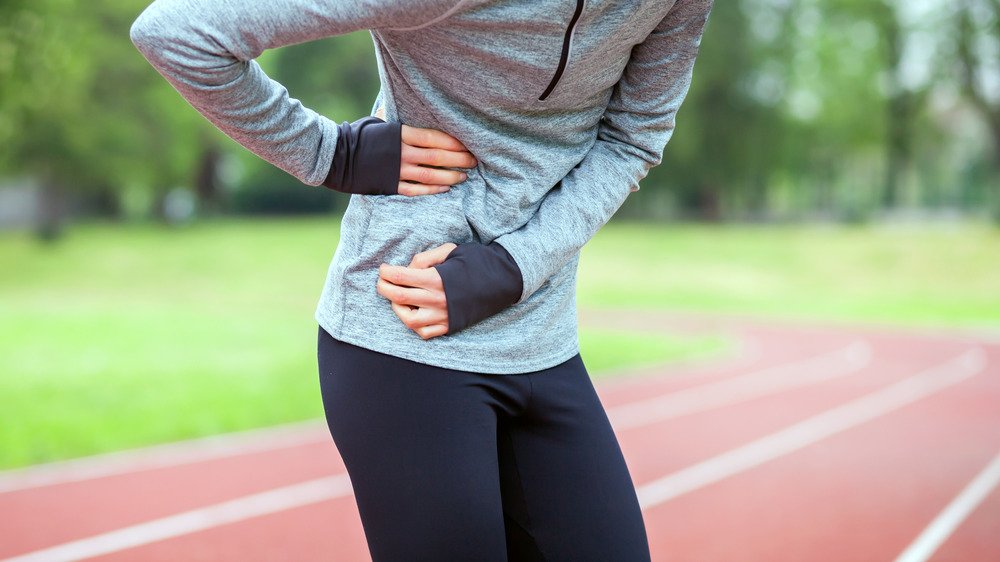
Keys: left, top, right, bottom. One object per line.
{"left": 954, "top": 0, "right": 1000, "bottom": 220}
{"left": 0, "top": 0, "right": 211, "bottom": 237}
{"left": 874, "top": 0, "right": 916, "bottom": 209}
{"left": 1, "top": 0, "right": 89, "bottom": 239}
{"left": 0, "top": 0, "right": 996, "bottom": 226}
{"left": 0, "top": 0, "right": 381, "bottom": 233}
{"left": 225, "top": 29, "right": 380, "bottom": 215}
{"left": 633, "top": 0, "right": 769, "bottom": 221}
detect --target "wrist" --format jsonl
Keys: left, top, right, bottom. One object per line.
{"left": 433, "top": 241, "right": 524, "bottom": 335}
{"left": 322, "top": 116, "right": 401, "bottom": 195}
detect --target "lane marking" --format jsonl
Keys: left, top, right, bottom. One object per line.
{"left": 636, "top": 348, "right": 987, "bottom": 509}
{"left": 894, "top": 446, "right": 1000, "bottom": 562}
{"left": 0, "top": 474, "right": 354, "bottom": 562}
{"left": 2, "top": 345, "right": 987, "bottom": 560}
{"left": 0, "top": 420, "right": 329, "bottom": 494}
{"left": 608, "top": 341, "right": 872, "bottom": 430}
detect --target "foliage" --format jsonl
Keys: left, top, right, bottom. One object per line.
{"left": 1, "top": 0, "right": 998, "bottom": 223}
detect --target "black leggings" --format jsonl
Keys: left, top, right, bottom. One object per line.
{"left": 316, "top": 325, "right": 651, "bottom": 562}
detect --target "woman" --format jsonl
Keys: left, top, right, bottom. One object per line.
{"left": 130, "top": 0, "right": 714, "bottom": 559}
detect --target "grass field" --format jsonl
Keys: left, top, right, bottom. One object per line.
{"left": 0, "top": 218, "right": 728, "bottom": 470}
{"left": 580, "top": 220, "right": 1000, "bottom": 329}
{"left": 1, "top": 217, "right": 996, "bottom": 470}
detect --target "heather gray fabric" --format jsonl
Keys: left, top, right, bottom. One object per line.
{"left": 130, "top": 0, "right": 714, "bottom": 374}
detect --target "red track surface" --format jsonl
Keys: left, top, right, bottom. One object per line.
{"left": 2, "top": 310, "right": 997, "bottom": 561}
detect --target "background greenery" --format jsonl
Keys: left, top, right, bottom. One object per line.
{"left": 2, "top": 0, "right": 999, "bottom": 228}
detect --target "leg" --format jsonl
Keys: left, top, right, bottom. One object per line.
{"left": 316, "top": 326, "right": 509, "bottom": 562}
{"left": 499, "top": 353, "right": 651, "bottom": 562}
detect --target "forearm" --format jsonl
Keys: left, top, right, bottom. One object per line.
{"left": 465, "top": 0, "right": 716, "bottom": 306}
{"left": 128, "top": 0, "right": 452, "bottom": 189}
{"left": 434, "top": 0, "right": 714, "bottom": 335}
{"left": 494, "top": 139, "right": 645, "bottom": 304}
{"left": 432, "top": 136, "right": 644, "bottom": 333}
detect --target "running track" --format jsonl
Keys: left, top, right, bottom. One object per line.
{"left": 2, "top": 310, "right": 998, "bottom": 561}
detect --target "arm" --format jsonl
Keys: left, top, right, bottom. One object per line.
{"left": 128, "top": 0, "right": 459, "bottom": 194}
{"left": 434, "top": 0, "right": 715, "bottom": 333}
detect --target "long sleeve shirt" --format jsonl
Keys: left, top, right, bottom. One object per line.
{"left": 130, "top": 0, "right": 714, "bottom": 374}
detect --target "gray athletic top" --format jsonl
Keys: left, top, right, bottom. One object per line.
{"left": 130, "top": 0, "right": 714, "bottom": 374}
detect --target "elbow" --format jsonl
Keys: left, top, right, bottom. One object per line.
{"left": 129, "top": 4, "right": 174, "bottom": 64}
{"left": 129, "top": 17, "right": 151, "bottom": 55}
{"left": 129, "top": 4, "right": 160, "bottom": 52}
{"left": 600, "top": 130, "right": 667, "bottom": 171}
{"left": 129, "top": 2, "right": 242, "bottom": 85}
{"left": 598, "top": 114, "right": 674, "bottom": 170}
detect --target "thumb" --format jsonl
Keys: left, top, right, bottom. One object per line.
{"left": 409, "top": 242, "right": 459, "bottom": 268}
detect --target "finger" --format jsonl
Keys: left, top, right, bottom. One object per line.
{"left": 389, "top": 301, "right": 448, "bottom": 332}
{"left": 399, "top": 163, "right": 468, "bottom": 186}
{"left": 409, "top": 243, "right": 458, "bottom": 268}
{"left": 377, "top": 278, "right": 445, "bottom": 308}
{"left": 401, "top": 144, "right": 478, "bottom": 169}
{"left": 416, "top": 323, "right": 449, "bottom": 340}
{"left": 390, "top": 301, "right": 420, "bottom": 328}
{"left": 397, "top": 182, "right": 452, "bottom": 197}
{"left": 411, "top": 305, "right": 449, "bottom": 327}
{"left": 379, "top": 263, "right": 444, "bottom": 291}
{"left": 401, "top": 123, "right": 469, "bottom": 152}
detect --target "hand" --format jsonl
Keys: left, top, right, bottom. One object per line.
{"left": 398, "top": 126, "right": 478, "bottom": 196}
{"left": 376, "top": 104, "right": 478, "bottom": 197}
{"left": 376, "top": 242, "right": 458, "bottom": 340}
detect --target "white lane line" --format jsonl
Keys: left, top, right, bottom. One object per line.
{"left": 894, "top": 446, "right": 1000, "bottom": 562}
{"left": 0, "top": 420, "right": 329, "bottom": 494}
{"left": 0, "top": 474, "right": 354, "bottom": 562}
{"left": 636, "top": 348, "right": 987, "bottom": 509}
{"left": 2, "top": 347, "right": 987, "bottom": 560}
{"left": 608, "top": 341, "right": 872, "bottom": 430}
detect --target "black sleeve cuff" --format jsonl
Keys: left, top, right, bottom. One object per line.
{"left": 432, "top": 241, "right": 524, "bottom": 335}
{"left": 322, "top": 116, "right": 401, "bottom": 195}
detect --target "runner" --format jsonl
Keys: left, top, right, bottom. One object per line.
{"left": 130, "top": 1, "right": 714, "bottom": 559}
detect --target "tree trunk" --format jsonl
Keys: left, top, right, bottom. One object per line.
{"left": 697, "top": 181, "right": 723, "bottom": 222}
{"left": 34, "top": 173, "right": 64, "bottom": 242}
{"left": 883, "top": 92, "right": 913, "bottom": 209}
{"left": 194, "top": 142, "right": 222, "bottom": 215}
{"left": 878, "top": 0, "right": 912, "bottom": 210}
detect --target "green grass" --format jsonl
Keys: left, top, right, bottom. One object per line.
{"left": 0, "top": 218, "right": 725, "bottom": 470}
{"left": 579, "top": 221, "right": 1000, "bottom": 329}
{"left": 3, "top": 217, "right": 996, "bottom": 470}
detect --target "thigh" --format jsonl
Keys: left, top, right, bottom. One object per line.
{"left": 316, "top": 326, "right": 508, "bottom": 562}
{"left": 500, "top": 353, "right": 651, "bottom": 562}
